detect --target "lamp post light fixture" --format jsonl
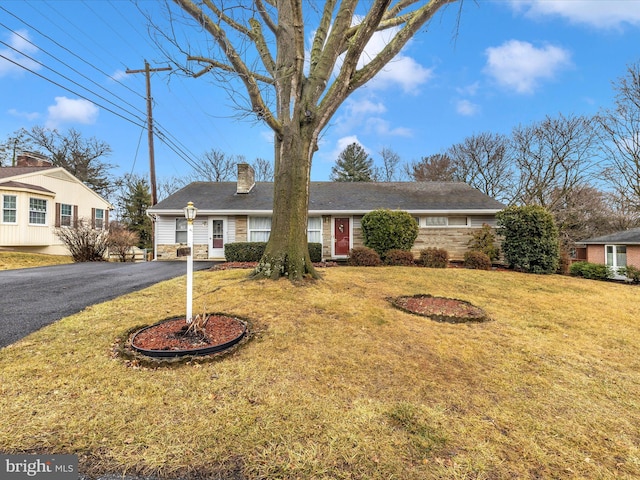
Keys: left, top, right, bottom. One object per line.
{"left": 183, "top": 201, "right": 197, "bottom": 324}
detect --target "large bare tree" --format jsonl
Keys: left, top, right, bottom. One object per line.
{"left": 510, "top": 113, "right": 598, "bottom": 210}
{"left": 447, "top": 132, "right": 515, "bottom": 204}
{"left": 163, "top": 0, "right": 459, "bottom": 280}
{"left": 597, "top": 61, "right": 640, "bottom": 211}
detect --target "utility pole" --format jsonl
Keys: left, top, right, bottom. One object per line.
{"left": 126, "top": 60, "right": 171, "bottom": 205}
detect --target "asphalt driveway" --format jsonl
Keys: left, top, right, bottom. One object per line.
{"left": 0, "top": 261, "right": 215, "bottom": 349}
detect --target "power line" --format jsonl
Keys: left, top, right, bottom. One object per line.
{"left": 0, "top": 4, "right": 145, "bottom": 101}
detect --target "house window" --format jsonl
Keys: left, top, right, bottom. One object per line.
{"left": 60, "top": 204, "right": 73, "bottom": 227}
{"left": 425, "top": 216, "right": 447, "bottom": 227}
{"left": 606, "top": 245, "right": 627, "bottom": 272}
{"left": 176, "top": 218, "right": 187, "bottom": 243}
{"left": 29, "top": 198, "right": 47, "bottom": 225}
{"left": 423, "top": 216, "right": 469, "bottom": 227}
{"left": 249, "top": 217, "right": 271, "bottom": 242}
{"left": 2, "top": 195, "right": 17, "bottom": 223}
{"left": 307, "top": 217, "right": 322, "bottom": 243}
{"left": 248, "top": 216, "right": 322, "bottom": 243}
{"left": 94, "top": 209, "right": 105, "bottom": 229}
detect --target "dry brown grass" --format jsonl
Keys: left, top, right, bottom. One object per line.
{"left": 0, "top": 251, "right": 73, "bottom": 270}
{"left": 0, "top": 267, "right": 639, "bottom": 479}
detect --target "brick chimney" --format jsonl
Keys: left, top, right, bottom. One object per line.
{"left": 16, "top": 153, "right": 53, "bottom": 167}
{"left": 236, "top": 163, "right": 255, "bottom": 194}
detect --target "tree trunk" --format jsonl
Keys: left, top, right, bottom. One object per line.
{"left": 251, "top": 124, "right": 318, "bottom": 281}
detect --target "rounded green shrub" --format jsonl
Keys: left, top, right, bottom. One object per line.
{"left": 347, "top": 246, "right": 382, "bottom": 266}
{"left": 361, "top": 209, "right": 418, "bottom": 258}
{"left": 384, "top": 249, "right": 415, "bottom": 266}
{"left": 463, "top": 251, "right": 492, "bottom": 270}
{"left": 569, "top": 261, "right": 612, "bottom": 280}
{"left": 496, "top": 205, "right": 559, "bottom": 274}
{"left": 418, "top": 248, "right": 449, "bottom": 268}
{"left": 467, "top": 224, "right": 500, "bottom": 261}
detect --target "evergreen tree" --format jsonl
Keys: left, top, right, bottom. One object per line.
{"left": 330, "top": 143, "right": 374, "bottom": 182}
{"left": 117, "top": 174, "right": 153, "bottom": 250}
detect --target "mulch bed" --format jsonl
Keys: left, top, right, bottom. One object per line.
{"left": 131, "top": 315, "right": 245, "bottom": 352}
{"left": 390, "top": 294, "right": 490, "bottom": 323}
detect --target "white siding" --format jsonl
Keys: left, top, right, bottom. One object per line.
{"left": 0, "top": 168, "right": 110, "bottom": 254}
{"left": 227, "top": 216, "right": 236, "bottom": 243}
{"left": 156, "top": 216, "right": 178, "bottom": 244}
{"left": 193, "top": 219, "right": 208, "bottom": 244}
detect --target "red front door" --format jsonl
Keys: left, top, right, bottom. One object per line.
{"left": 334, "top": 218, "right": 350, "bottom": 256}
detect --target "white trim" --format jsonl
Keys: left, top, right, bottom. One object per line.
{"left": 1, "top": 194, "right": 18, "bottom": 225}
{"left": 208, "top": 217, "right": 227, "bottom": 259}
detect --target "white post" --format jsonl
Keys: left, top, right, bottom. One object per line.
{"left": 183, "top": 202, "right": 197, "bottom": 324}
{"left": 186, "top": 217, "right": 193, "bottom": 323}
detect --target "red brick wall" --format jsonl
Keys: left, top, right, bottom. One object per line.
{"left": 586, "top": 244, "right": 640, "bottom": 268}
{"left": 586, "top": 245, "right": 604, "bottom": 264}
{"left": 628, "top": 245, "right": 640, "bottom": 268}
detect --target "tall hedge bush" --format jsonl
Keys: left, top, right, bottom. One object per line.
{"left": 361, "top": 209, "right": 418, "bottom": 258}
{"left": 496, "top": 205, "right": 559, "bottom": 274}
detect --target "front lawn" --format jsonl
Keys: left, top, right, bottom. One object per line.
{"left": 0, "top": 251, "right": 73, "bottom": 270}
{"left": 0, "top": 267, "right": 638, "bottom": 479}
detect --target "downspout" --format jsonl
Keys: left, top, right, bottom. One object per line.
{"left": 146, "top": 211, "right": 157, "bottom": 261}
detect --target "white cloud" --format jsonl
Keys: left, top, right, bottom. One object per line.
{"left": 334, "top": 96, "right": 413, "bottom": 138}
{"left": 369, "top": 55, "right": 434, "bottom": 94}
{"left": 330, "top": 17, "right": 434, "bottom": 94}
{"left": 322, "top": 135, "right": 367, "bottom": 164}
{"left": 456, "top": 99, "right": 480, "bottom": 116}
{"left": 456, "top": 82, "right": 480, "bottom": 96}
{"left": 483, "top": 40, "right": 571, "bottom": 94}
{"left": 8, "top": 108, "right": 40, "bottom": 121}
{"left": 46, "top": 97, "right": 99, "bottom": 128}
{"left": 109, "top": 69, "right": 128, "bottom": 82}
{"left": 365, "top": 117, "right": 413, "bottom": 137}
{"left": 509, "top": 0, "right": 640, "bottom": 29}
{"left": 0, "top": 30, "right": 40, "bottom": 77}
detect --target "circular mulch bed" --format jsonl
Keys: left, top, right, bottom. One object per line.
{"left": 390, "top": 294, "right": 490, "bottom": 323}
{"left": 130, "top": 314, "right": 247, "bottom": 358}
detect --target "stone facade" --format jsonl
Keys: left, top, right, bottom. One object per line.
{"left": 156, "top": 243, "right": 209, "bottom": 261}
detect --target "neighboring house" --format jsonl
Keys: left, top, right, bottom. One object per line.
{"left": 147, "top": 164, "right": 505, "bottom": 262}
{"left": 579, "top": 228, "right": 640, "bottom": 277}
{"left": 0, "top": 155, "right": 112, "bottom": 256}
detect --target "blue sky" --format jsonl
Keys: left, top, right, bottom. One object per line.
{"left": 1, "top": 0, "right": 640, "bottom": 185}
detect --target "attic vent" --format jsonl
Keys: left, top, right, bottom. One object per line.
{"left": 237, "top": 163, "right": 255, "bottom": 194}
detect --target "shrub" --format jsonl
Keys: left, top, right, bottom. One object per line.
{"left": 619, "top": 265, "right": 640, "bottom": 283}
{"left": 55, "top": 219, "right": 109, "bottom": 262}
{"left": 107, "top": 222, "right": 140, "bottom": 262}
{"left": 467, "top": 224, "right": 500, "bottom": 261}
{"left": 418, "top": 248, "right": 449, "bottom": 268}
{"left": 308, "top": 243, "right": 323, "bottom": 263}
{"left": 463, "top": 251, "right": 492, "bottom": 270}
{"left": 384, "top": 249, "right": 415, "bottom": 266}
{"left": 224, "top": 242, "right": 266, "bottom": 262}
{"left": 569, "top": 261, "right": 612, "bottom": 281}
{"left": 361, "top": 209, "right": 418, "bottom": 258}
{"left": 347, "top": 246, "right": 382, "bottom": 266}
{"left": 225, "top": 242, "right": 322, "bottom": 263}
{"left": 496, "top": 205, "right": 559, "bottom": 274}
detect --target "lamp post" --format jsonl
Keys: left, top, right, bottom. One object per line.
{"left": 183, "top": 201, "right": 197, "bottom": 324}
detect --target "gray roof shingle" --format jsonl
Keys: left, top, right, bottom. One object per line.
{"left": 581, "top": 228, "right": 640, "bottom": 245}
{"left": 149, "top": 181, "right": 505, "bottom": 213}
{"left": 0, "top": 166, "right": 54, "bottom": 179}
